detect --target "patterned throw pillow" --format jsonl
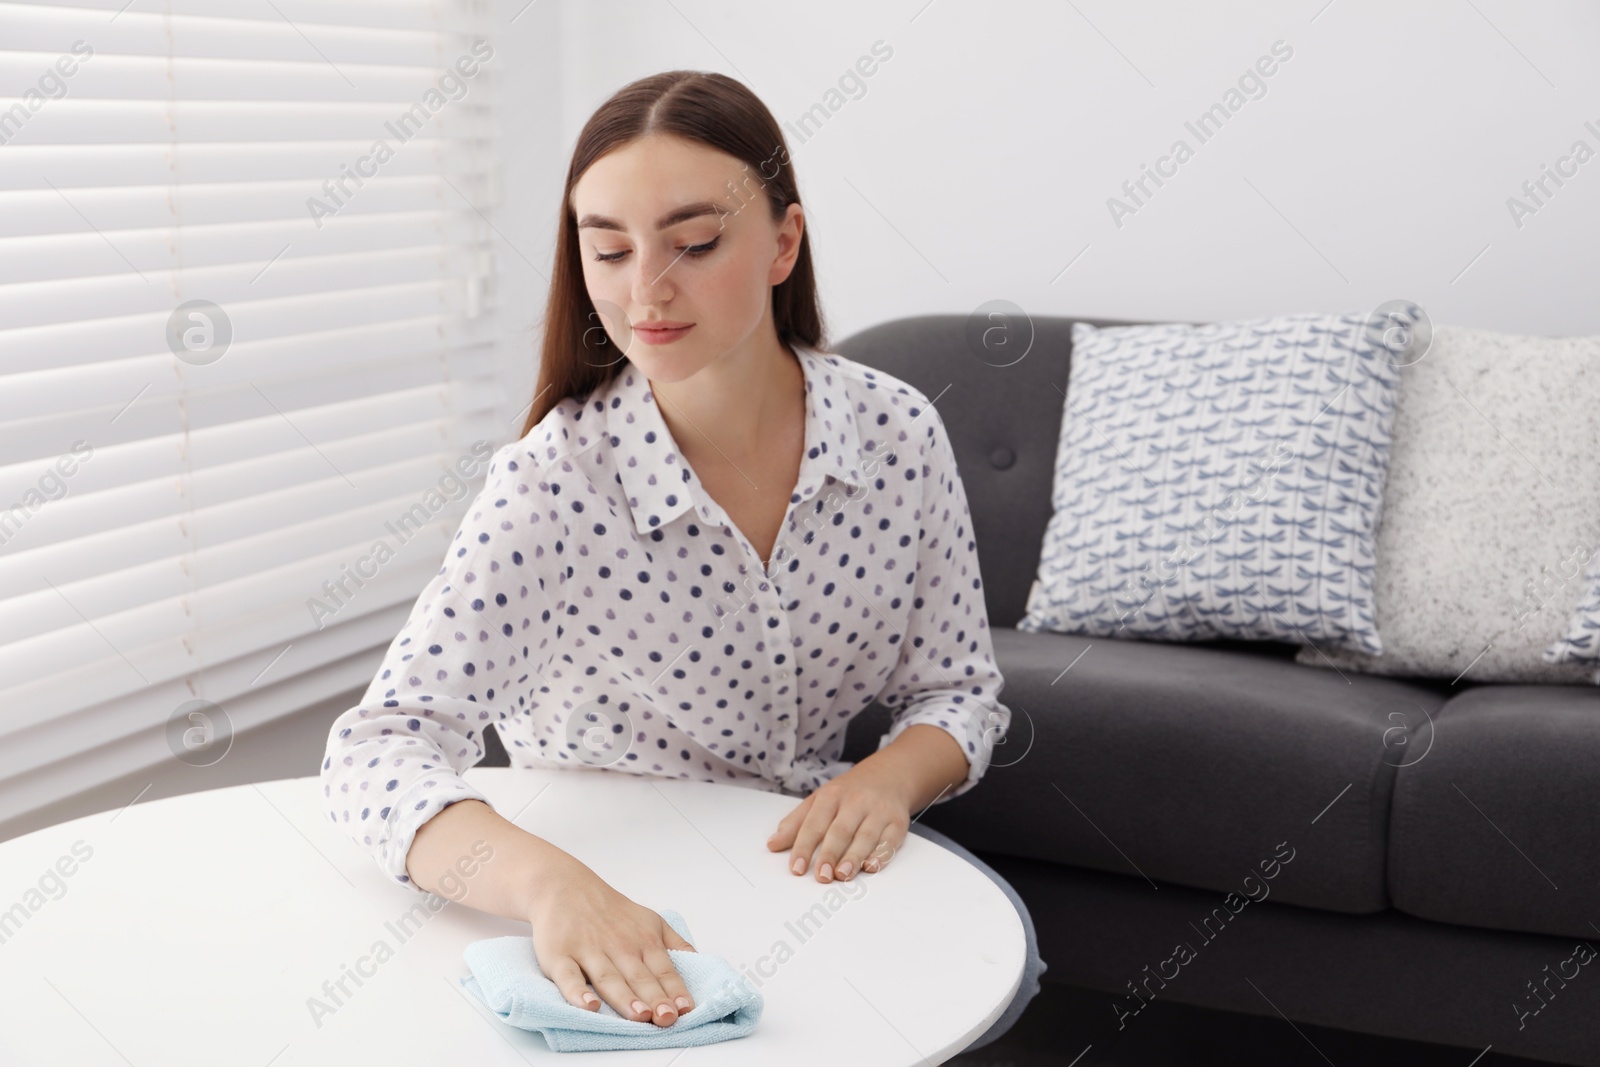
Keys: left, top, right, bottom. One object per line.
{"left": 1017, "top": 312, "right": 1402, "bottom": 655}
{"left": 1292, "top": 325, "right": 1600, "bottom": 685}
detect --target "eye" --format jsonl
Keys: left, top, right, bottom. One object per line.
{"left": 591, "top": 235, "right": 722, "bottom": 264}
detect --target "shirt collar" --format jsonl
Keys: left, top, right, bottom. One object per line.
{"left": 604, "top": 343, "right": 870, "bottom": 536}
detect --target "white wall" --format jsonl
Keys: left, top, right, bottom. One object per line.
{"left": 491, "top": 0, "right": 1600, "bottom": 393}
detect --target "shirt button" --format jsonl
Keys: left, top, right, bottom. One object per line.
{"left": 778, "top": 669, "right": 791, "bottom": 680}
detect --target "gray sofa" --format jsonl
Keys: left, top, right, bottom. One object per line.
{"left": 831, "top": 314, "right": 1600, "bottom": 1066}
{"left": 481, "top": 314, "right": 1600, "bottom": 1064}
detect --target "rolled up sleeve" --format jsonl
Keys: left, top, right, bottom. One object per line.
{"left": 874, "top": 404, "right": 1011, "bottom": 803}
{"left": 319, "top": 441, "right": 566, "bottom": 893}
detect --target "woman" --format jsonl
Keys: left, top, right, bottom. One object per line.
{"left": 320, "top": 69, "right": 1046, "bottom": 1051}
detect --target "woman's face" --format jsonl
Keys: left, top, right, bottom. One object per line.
{"left": 570, "top": 133, "right": 802, "bottom": 383}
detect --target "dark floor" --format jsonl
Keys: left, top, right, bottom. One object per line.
{"left": 948, "top": 978, "right": 1557, "bottom": 1067}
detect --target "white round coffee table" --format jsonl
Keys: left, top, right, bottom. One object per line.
{"left": 0, "top": 767, "right": 1025, "bottom": 1065}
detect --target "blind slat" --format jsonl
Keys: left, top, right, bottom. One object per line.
{"left": 0, "top": 301, "right": 499, "bottom": 377}
{"left": 7, "top": 0, "right": 486, "bottom": 35}
{"left": 0, "top": 365, "right": 500, "bottom": 512}
{"left": 0, "top": 141, "right": 495, "bottom": 190}
{"left": 0, "top": 175, "right": 495, "bottom": 237}
{"left": 0, "top": 211, "right": 496, "bottom": 283}
{"left": 0, "top": 545, "right": 457, "bottom": 728}
{"left": 0, "top": 598, "right": 427, "bottom": 779}
{"left": 0, "top": 53, "right": 501, "bottom": 103}
{"left": 0, "top": 431, "right": 499, "bottom": 600}
{"left": 1, "top": 102, "right": 497, "bottom": 146}
{"left": 1, "top": 10, "right": 493, "bottom": 66}
{"left": 0, "top": 273, "right": 489, "bottom": 356}
{"left": 0, "top": 244, "right": 494, "bottom": 332}
{"left": 0, "top": 502, "right": 466, "bottom": 672}
{"left": 5, "top": 331, "right": 495, "bottom": 422}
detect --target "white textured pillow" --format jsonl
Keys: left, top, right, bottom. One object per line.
{"left": 1294, "top": 324, "right": 1600, "bottom": 685}
{"left": 1018, "top": 312, "right": 1401, "bottom": 654}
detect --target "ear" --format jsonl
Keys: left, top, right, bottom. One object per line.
{"left": 767, "top": 202, "right": 804, "bottom": 287}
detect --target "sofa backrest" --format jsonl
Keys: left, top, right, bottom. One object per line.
{"left": 834, "top": 313, "right": 1156, "bottom": 630}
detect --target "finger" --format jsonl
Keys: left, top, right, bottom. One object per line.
{"left": 787, "top": 792, "right": 839, "bottom": 876}
{"left": 615, "top": 952, "right": 677, "bottom": 1027}
{"left": 642, "top": 943, "right": 695, "bottom": 1018}
{"left": 836, "top": 817, "right": 886, "bottom": 880}
{"left": 546, "top": 954, "right": 602, "bottom": 1011}
{"left": 863, "top": 826, "right": 906, "bottom": 873}
{"left": 656, "top": 918, "right": 698, "bottom": 1014}
{"left": 660, "top": 920, "right": 698, "bottom": 954}
{"left": 813, "top": 806, "right": 865, "bottom": 883}
{"left": 767, "top": 794, "right": 813, "bottom": 851}
{"left": 583, "top": 956, "right": 649, "bottom": 1022}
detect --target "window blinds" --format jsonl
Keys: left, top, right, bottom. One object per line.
{"left": 0, "top": 0, "right": 504, "bottom": 826}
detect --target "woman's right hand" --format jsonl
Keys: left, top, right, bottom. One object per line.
{"left": 527, "top": 858, "right": 699, "bottom": 1027}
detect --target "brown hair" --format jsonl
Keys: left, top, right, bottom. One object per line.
{"left": 518, "top": 70, "right": 826, "bottom": 440}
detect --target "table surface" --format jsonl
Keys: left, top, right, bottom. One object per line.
{"left": 0, "top": 767, "right": 1024, "bottom": 1065}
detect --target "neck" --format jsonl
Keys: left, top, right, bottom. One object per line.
{"left": 650, "top": 332, "right": 803, "bottom": 464}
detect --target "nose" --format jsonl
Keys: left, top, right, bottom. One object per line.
{"left": 630, "top": 245, "right": 679, "bottom": 309}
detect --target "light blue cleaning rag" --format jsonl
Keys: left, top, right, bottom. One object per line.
{"left": 459, "top": 909, "right": 764, "bottom": 1051}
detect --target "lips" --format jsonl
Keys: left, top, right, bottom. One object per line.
{"left": 635, "top": 322, "right": 694, "bottom": 345}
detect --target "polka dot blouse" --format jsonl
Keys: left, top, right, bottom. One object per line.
{"left": 320, "top": 343, "right": 1012, "bottom": 892}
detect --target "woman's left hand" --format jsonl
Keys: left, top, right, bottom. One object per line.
{"left": 766, "top": 758, "right": 913, "bottom": 883}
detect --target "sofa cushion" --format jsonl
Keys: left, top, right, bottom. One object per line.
{"left": 843, "top": 626, "right": 1452, "bottom": 913}
{"left": 1388, "top": 683, "right": 1600, "bottom": 939}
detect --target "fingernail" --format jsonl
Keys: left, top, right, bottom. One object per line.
{"left": 582, "top": 992, "right": 598, "bottom": 1007}
{"left": 837, "top": 861, "right": 853, "bottom": 878}
{"left": 818, "top": 862, "right": 832, "bottom": 881}
{"left": 657, "top": 1002, "right": 674, "bottom": 1018}
{"left": 676, "top": 996, "right": 692, "bottom": 1011}
{"left": 632, "top": 1000, "right": 649, "bottom": 1016}
{"left": 792, "top": 855, "right": 806, "bottom": 874}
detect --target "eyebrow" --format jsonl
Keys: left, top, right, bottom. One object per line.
{"left": 575, "top": 201, "right": 729, "bottom": 233}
